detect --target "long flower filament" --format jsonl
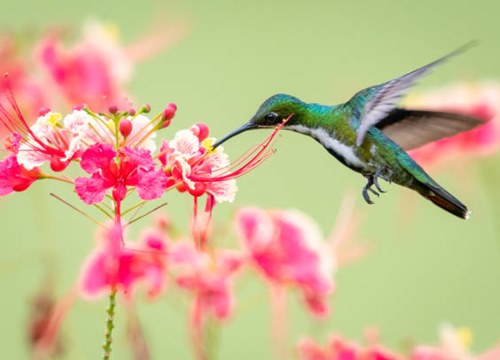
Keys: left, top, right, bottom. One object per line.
{"left": 192, "top": 114, "right": 291, "bottom": 182}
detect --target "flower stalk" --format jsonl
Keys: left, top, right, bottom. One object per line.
{"left": 102, "top": 289, "right": 117, "bottom": 360}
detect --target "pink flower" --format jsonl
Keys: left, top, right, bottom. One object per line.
{"left": 160, "top": 124, "right": 237, "bottom": 203}
{"left": 36, "top": 23, "right": 133, "bottom": 111}
{"left": 160, "top": 117, "right": 289, "bottom": 204}
{"left": 235, "top": 207, "right": 335, "bottom": 317}
{"left": 14, "top": 111, "right": 84, "bottom": 171}
{"left": 170, "top": 241, "right": 243, "bottom": 320}
{"left": 169, "top": 240, "right": 243, "bottom": 360}
{"left": 75, "top": 143, "right": 168, "bottom": 204}
{"left": 0, "top": 83, "right": 163, "bottom": 177}
{"left": 406, "top": 83, "right": 500, "bottom": 166}
{"left": 0, "top": 85, "right": 98, "bottom": 171}
{"left": 36, "top": 21, "right": 187, "bottom": 112}
{"left": 0, "top": 155, "right": 40, "bottom": 195}
{"left": 80, "top": 223, "right": 168, "bottom": 299}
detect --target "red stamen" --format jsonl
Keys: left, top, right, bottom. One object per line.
{"left": 0, "top": 79, "right": 65, "bottom": 157}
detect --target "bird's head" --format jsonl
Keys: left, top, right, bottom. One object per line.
{"left": 213, "top": 94, "right": 306, "bottom": 149}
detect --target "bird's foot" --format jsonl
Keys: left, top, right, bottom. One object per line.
{"left": 373, "top": 176, "right": 386, "bottom": 193}
{"left": 362, "top": 174, "right": 386, "bottom": 205}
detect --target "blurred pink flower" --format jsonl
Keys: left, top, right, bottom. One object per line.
{"left": 0, "top": 34, "right": 47, "bottom": 139}
{"left": 170, "top": 241, "right": 243, "bottom": 321}
{"left": 235, "top": 207, "right": 335, "bottom": 317}
{"left": 36, "top": 21, "right": 186, "bottom": 112}
{"left": 298, "top": 325, "right": 500, "bottom": 360}
{"left": 79, "top": 223, "right": 168, "bottom": 299}
{"left": 37, "top": 24, "right": 130, "bottom": 111}
{"left": 406, "top": 83, "right": 500, "bottom": 166}
{"left": 170, "top": 241, "right": 243, "bottom": 360}
{"left": 411, "top": 324, "right": 500, "bottom": 360}
{"left": 0, "top": 154, "right": 40, "bottom": 194}
{"left": 297, "top": 335, "right": 401, "bottom": 360}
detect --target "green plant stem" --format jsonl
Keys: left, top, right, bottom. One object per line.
{"left": 102, "top": 289, "right": 117, "bottom": 360}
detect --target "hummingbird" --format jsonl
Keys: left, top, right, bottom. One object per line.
{"left": 213, "top": 45, "right": 483, "bottom": 219}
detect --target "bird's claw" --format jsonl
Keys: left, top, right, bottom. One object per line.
{"left": 362, "top": 186, "right": 374, "bottom": 204}
{"left": 362, "top": 174, "right": 386, "bottom": 205}
{"left": 373, "top": 177, "right": 386, "bottom": 193}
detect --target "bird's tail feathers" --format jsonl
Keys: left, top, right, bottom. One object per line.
{"left": 415, "top": 180, "right": 471, "bottom": 220}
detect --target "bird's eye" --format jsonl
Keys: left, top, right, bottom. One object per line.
{"left": 264, "top": 112, "right": 279, "bottom": 122}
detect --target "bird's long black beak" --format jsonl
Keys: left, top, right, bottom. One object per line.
{"left": 212, "top": 122, "right": 258, "bottom": 150}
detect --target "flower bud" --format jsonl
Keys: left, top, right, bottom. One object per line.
{"left": 188, "top": 182, "right": 207, "bottom": 197}
{"left": 127, "top": 108, "right": 136, "bottom": 116}
{"left": 161, "top": 103, "right": 177, "bottom": 128}
{"left": 73, "top": 104, "right": 86, "bottom": 111}
{"left": 141, "top": 104, "right": 151, "bottom": 114}
{"left": 50, "top": 156, "right": 69, "bottom": 172}
{"left": 109, "top": 105, "right": 119, "bottom": 114}
{"left": 119, "top": 119, "right": 133, "bottom": 138}
{"left": 38, "top": 107, "right": 51, "bottom": 116}
{"left": 191, "top": 123, "right": 209, "bottom": 141}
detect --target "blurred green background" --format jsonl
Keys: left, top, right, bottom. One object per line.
{"left": 0, "top": 0, "right": 499, "bottom": 358}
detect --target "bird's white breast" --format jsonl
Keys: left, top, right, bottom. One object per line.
{"left": 287, "top": 125, "right": 366, "bottom": 168}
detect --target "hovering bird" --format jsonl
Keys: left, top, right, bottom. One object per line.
{"left": 213, "top": 45, "right": 483, "bottom": 219}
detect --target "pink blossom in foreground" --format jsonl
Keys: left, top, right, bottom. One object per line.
{"left": 75, "top": 144, "right": 168, "bottom": 204}
{"left": 0, "top": 86, "right": 75, "bottom": 171}
{"left": 1, "top": 78, "right": 286, "bottom": 212}
{"left": 15, "top": 111, "right": 86, "bottom": 171}
{"left": 0, "top": 86, "right": 159, "bottom": 170}
{"left": 235, "top": 207, "right": 335, "bottom": 317}
{"left": 80, "top": 224, "right": 168, "bottom": 299}
{"left": 159, "top": 123, "right": 237, "bottom": 203}
{"left": 0, "top": 154, "right": 40, "bottom": 194}
{"left": 406, "top": 83, "right": 500, "bottom": 166}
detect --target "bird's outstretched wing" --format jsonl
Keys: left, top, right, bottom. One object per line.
{"left": 376, "top": 109, "right": 483, "bottom": 150}
{"left": 351, "top": 42, "right": 476, "bottom": 147}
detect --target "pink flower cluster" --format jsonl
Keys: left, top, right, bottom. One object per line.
{"left": 0, "top": 89, "right": 240, "bottom": 209}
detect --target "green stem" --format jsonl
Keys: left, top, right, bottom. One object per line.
{"left": 102, "top": 289, "right": 117, "bottom": 360}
